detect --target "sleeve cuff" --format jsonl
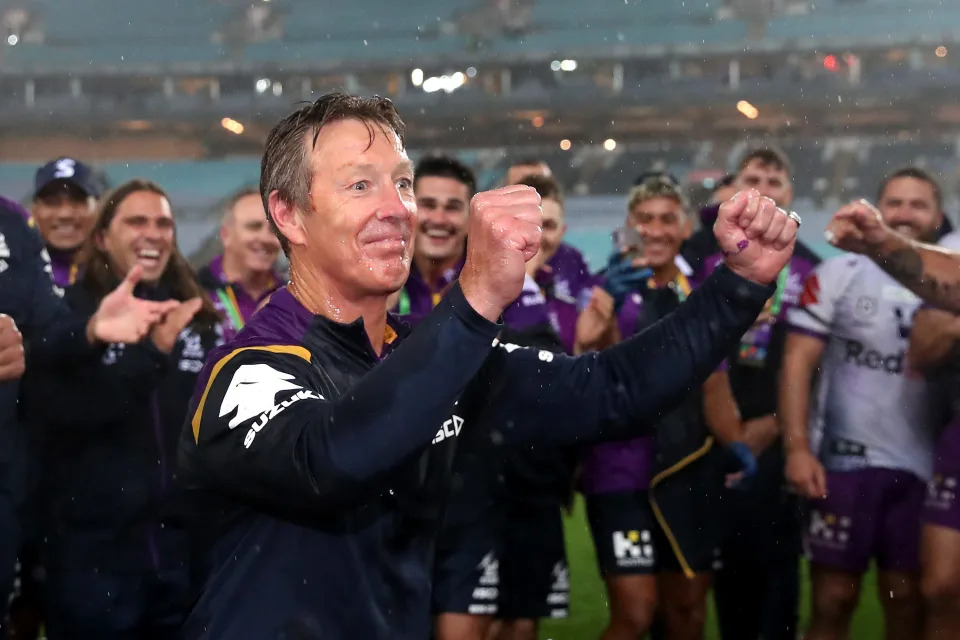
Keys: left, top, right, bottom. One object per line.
{"left": 444, "top": 282, "right": 503, "bottom": 340}
{"left": 709, "top": 264, "right": 777, "bottom": 307}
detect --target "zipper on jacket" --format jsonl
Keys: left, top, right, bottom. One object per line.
{"left": 148, "top": 389, "right": 165, "bottom": 571}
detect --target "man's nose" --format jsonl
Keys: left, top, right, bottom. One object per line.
{"left": 378, "top": 182, "right": 412, "bottom": 222}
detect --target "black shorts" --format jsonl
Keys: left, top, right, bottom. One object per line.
{"left": 586, "top": 490, "right": 721, "bottom": 577}
{"left": 497, "top": 501, "right": 569, "bottom": 620}
{"left": 432, "top": 518, "right": 504, "bottom": 616}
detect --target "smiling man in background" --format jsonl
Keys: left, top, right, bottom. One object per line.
{"left": 198, "top": 187, "right": 282, "bottom": 340}
{"left": 30, "top": 157, "right": 101, "bottom": 290}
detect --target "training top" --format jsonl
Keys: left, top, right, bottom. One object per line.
{"left": 177, "top": 265, "right": 771, "bottom": 639}
{"left": 787, "top": 254, "right": 936, "bottom": 480}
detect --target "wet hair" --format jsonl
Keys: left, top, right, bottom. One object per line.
{"left": 260, "top": 92, "right": 406, "bottom": 255}
{"left": 414, "top": 155, "right": 477, "bottom": 196}
{"left": 627, "top": 174, "right": 689, "bottom": 214}
{"left": 516, "top": 173, "right": 564, "bottom": 206}
{"left": 737, "top": 147, "right": 792, "bottom": 178}
{"left": 81, "top": 179, "right": 219, "bottom": 329}
{"left": 877, "top": 166, "right": 943, "bottom": 212}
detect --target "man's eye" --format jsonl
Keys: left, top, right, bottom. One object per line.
{"left": 397, "top": 178, "right": 413, "bottom": 190}
{"left": 351, "top": 181, "right": 368, "bottom": 192}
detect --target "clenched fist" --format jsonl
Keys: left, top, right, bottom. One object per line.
{"left": 0, "top": 314, "right": 25, "bottom": 381}
{"left": 460, "top": 185, "right": 543, "bottom": 322}
{"left": 715, "top": 190, "right": 799, "bottom": 285}
{"left": 824, "top": 199, "right": 889, "bottom": 256}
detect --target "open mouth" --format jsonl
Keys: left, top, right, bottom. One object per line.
{"left": 250, "top": 245, "right": 278, "bottom": 260}
{"left": 137, "top": 248, "right": 163, "bottom": 268}
{"left": 421, "top": 225, "right": 456, "bottom": 242}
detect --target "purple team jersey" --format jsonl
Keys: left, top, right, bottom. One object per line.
{"left": 2, "top": 196, "right": 78, "bottom": 290}
{"left": 46, "top": 248, "right": 78, "bottom": 289}
{"left": 394, "top": 259, "right": 463, "bottom": 326}
{"left": 579, "top": 276, "right": 696, "bottom": 495}
{"left": 700, "top": 249, "right": 816, "bottom": 366}
{"left": 540, "top": 243, "right": 600, "bottom": 354}
{"left": 204, "top": 255, "right": 282, "bottom": 342}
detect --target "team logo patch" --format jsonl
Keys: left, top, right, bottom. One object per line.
{"left": 808, "top": 510, "right": 852, "bottom": 550}
{"left": 799, "top": 273, "right": 820, "bottom": 307}
{"left": 219, "top": 363, "right": 323, "bottom": 448}
{"left": 54, "top": 158, "right": 77, "bottom": 178}
{"left": 220, "top": 364, "right": 305, "bottom": 428}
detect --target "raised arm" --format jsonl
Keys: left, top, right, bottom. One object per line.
{"left": 478, "top": 263, "right": 773, "bottom": 446}
{"left": 827, "top": 199, "right": 960, "bottom": 312}
{"left": 478, "top": 190, "right": 797, "bottom": 447}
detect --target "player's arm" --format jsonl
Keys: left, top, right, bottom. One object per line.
{"left": 478, "top": 263, "right": 773, "bottom": 445}
{"left": 702, "top": 367, "right": 744, "bottom": 446}
{"left": 779, "top": 332, "right": 826, "bottom": 468}
{"left": 828, "top": 199, "right": 960, "bottom": 311}
{"left": 908, "top": 307, "right": 960, "bottom": 371}
{"left": 184, "top": 284, "right": 501, "bottom": 513}
{"left": 778, "top": 262, "right": 839, "bottom": 499}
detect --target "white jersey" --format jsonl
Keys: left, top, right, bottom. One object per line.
{"left": 787, "top": 254, "right": 936, "bottom": 480}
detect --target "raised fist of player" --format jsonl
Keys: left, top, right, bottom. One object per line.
{"left": 824, "top": 199, "right": 890, "bottom": 256}
{"left": 714, "top": 190, "right": 798, "bottom": 285}
{"left": 460, "top": 185, "right": 543, "bottom": 322}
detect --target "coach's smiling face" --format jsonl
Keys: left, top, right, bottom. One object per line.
{"left": 273, "top": 118, "right": 417, "bottom": 299}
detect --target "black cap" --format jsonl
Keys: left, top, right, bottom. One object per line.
{"left": 34, "top": 157, "right": 101, "bottom": 199}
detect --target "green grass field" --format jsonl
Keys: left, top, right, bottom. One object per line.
{"left": 539, "top": 498, "right": 885, "bottom": 640}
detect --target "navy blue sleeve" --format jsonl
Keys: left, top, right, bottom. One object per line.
{"left": 25, "top": 340, "right": 170, "bottom": 432}
{"left": 476, "top": 264, "right": 774, "bottom": 445}
{"left": 9, "top": 216, "right": 94, "bottom": 366}
{"left": 183, "top": 285, "right": 501, "bottom": 512}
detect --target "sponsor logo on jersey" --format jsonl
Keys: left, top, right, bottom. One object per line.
{"left": 219, "top": 363, "right": 323, "bottom": 448}
{"left": 491, "top": 339, "right": 554, "bottom": 363}
{"left": 854, "top": 295, "right": 878, "bottom": 322}
{"left": 843, "top": 339, "right": 904, "bottom": 374}
{"left": 0, "top": 260, "right": 7, "bottom": 274}
{"left": 893, "top": 306, "right": 912, "bottom": 339}
{"left": 0, "top": 233, "right": 9, "bottom": 259}
{"left": 612, "top": 529, "right": 655, "bottom": 568}
{"left": 432, "top": 415, "right": 464, "bottom": 444}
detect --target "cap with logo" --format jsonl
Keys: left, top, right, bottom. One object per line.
{"left": 34, "top": 157, "right": 101, "bottom": 200}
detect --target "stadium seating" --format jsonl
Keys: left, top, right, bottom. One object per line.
{"left": 5, "top": 0, "right": 955, "bottom": 72}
